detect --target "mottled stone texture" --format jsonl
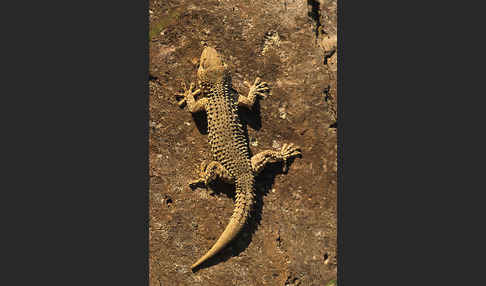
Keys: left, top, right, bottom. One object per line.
{"left": 149, "top": 0, "right": 337, "bottom": 284}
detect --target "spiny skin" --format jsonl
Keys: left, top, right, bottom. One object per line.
{"left": 177, "top": 47, "right": 301, "bottom": 270}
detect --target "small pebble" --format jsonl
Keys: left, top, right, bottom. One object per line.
{"left": 278, "top": 107, "right": 287, "bottom": 119}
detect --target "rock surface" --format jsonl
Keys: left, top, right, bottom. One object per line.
{"left": 149, "top": 0, "right": 337, "bottom": 284}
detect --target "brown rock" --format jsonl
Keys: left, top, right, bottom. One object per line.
{"left": 149, "top": 0, "right": 337, "bottom": 284}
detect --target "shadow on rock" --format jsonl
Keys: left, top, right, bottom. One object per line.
{"left": 237, "top": 92, "right": 263, "bottom": 131}
{"left": 191, "top": 111, "right": 209, "bottom": 135}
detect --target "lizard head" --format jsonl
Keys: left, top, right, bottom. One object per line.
{"left": 197, "top": 47, "right": 230, "bottom": 91}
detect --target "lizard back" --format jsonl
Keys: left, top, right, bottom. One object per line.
{"left": 205, "top": 80, "right": 252, "bottom": 178}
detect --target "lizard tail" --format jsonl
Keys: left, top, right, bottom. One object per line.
{"left": 191, "top": 174, "right": 254, "bottom": 270}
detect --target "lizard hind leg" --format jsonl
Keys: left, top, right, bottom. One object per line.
{"left": 250, "top": 143, "right": 302, "bottom": 174}
{"left": 189, "top": 161, "right": 235, "bottom": 192}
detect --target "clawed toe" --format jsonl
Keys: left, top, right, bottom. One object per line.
{"left": 280, "top": 143, "right": 302, "bottom": 160}
{"left": 199, "top": 160, "right": 209, "bottom": 172}
{"left": 254, "top": 77, "right": 262, "bottom": 86}
{"left": 256, "top": 84, "right": 269, "bottom": 91}
{"left": 255, "top": 82, "right": 270, "bottom": 97}
{"left": 254, "top": 91, "right": 267, "bottom": 99}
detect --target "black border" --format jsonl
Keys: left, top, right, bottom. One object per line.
{"left": 337, "top": 0, "right": 343, "bottom": 284}
{"left": 3, "top": 0, "right": 149, "bottom": 284}
{"left": 340, "top": 1, "right": 467, "bottom": 284}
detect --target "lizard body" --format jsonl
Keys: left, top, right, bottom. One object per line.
{"left": 177, "top": 47, "right": 301, "bottom": 270}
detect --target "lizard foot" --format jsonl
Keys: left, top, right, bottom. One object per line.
{"left": 280, "top": 143, "right": 302, "bottom": 160}
{"left": 245, "top": 77, "right": 270, "bottom": 100}
{"left": 280, "top": 143, "right": 302, "bottom": 172}
{"left": 189, "top": 161, "right": 209, "bottom": 189}
{"left": 175, "top": 82, "right": 201, "bottom": 107}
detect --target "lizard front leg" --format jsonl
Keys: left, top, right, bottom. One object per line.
{"left": 251, "top": 143, "right": 302, "bottom": 174}
{"left": 176, "top": 82, "right": 208, "bottom": 113}
{"left": 238, "top": 77, "right": 270, "bottom": 109}
{"left": 189, "top": 161, "right": 235, "bottom": 191}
